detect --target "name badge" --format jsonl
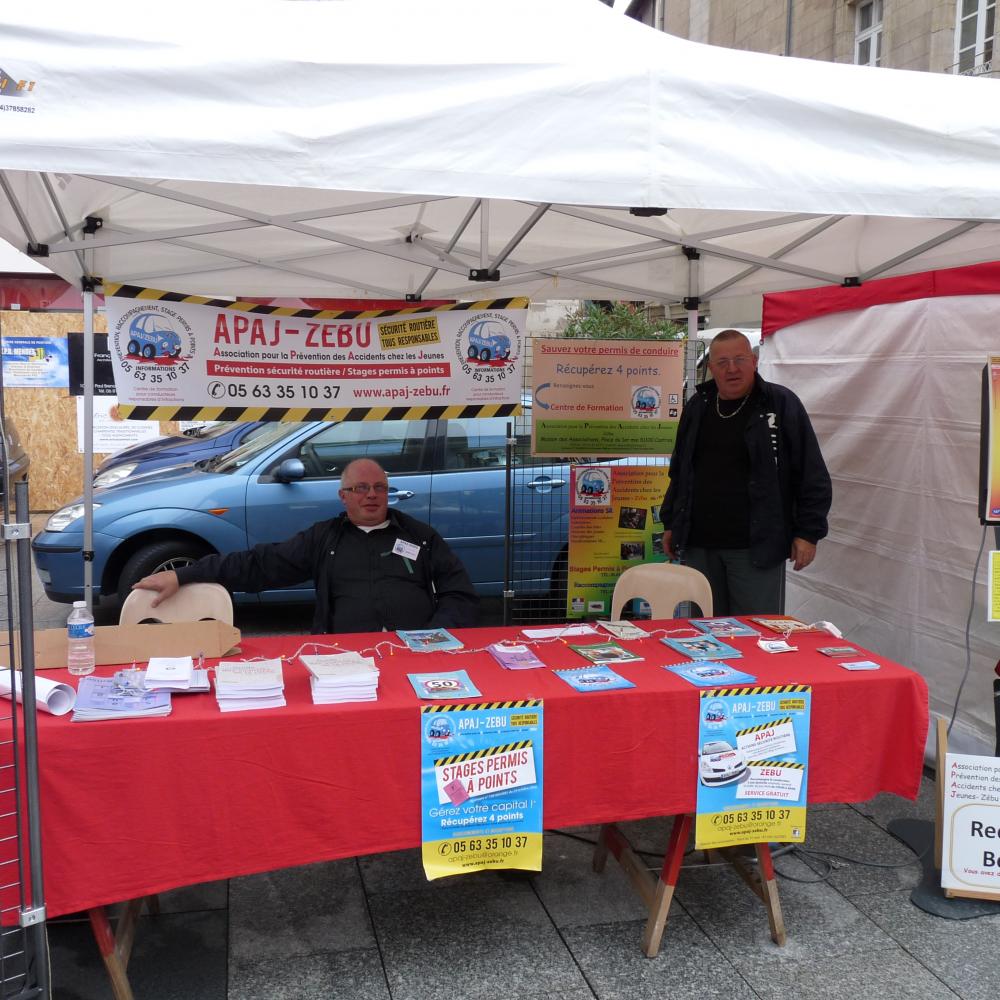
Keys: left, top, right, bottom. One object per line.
{"left": 392, "top": 539, "right": 421, "bottom": 561}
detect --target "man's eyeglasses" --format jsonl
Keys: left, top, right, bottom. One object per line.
{"left": 709, "top": 355, "right": 753, "bottom": 369}
{"left": 341, "top": 483, "right": 390, "bottom": 495}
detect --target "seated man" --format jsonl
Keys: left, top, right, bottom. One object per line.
{"left": 133, "top": 458, "right": 479, "bottom": 634}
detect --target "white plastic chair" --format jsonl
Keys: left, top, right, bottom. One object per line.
{"left": 119, "top": 582, "right": 234, "bottom": 626}
{"left": 610, "top": 563, "right": 713, "bottom": 620}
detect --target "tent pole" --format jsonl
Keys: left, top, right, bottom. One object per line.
{"left": 683, "top": 247, "right": 700, "bottom": 401}
{"left": 82, "top": 285, "right": 95, "bottom": 610}
{"left": 480, "top": 199, "right": 490, "bottom": 269}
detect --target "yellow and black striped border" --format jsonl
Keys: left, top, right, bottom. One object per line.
{"left": 434, "top": 740, "right": 533, "bottom": 768}
{"left": 700, "top": 684, "right": 810, "bottom": 698}
{"left": 422, "top": 700, "right": 542, "bottom": 714}
{"left": 746, "top": 759, "right": 805, "bottom": 770}
{"left": 735, "top": 718, "right": 792, "bottom": 737}
{"left": 107, "top": 284, "right": 528, "bottom": 424}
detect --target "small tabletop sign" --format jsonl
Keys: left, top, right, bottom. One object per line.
{"left": 420, "top": 701, "right": 543, "bottom": 880}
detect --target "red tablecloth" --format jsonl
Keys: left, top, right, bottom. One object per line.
{"left": 34, "top": 620, "right": 927, "bottom": 917}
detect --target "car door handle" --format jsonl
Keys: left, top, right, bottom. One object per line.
{"left": 526, "top": 477, "right": 566, "bottom": 491}
{"left": 389, "top": 490, "right": 415, "bottom": 501}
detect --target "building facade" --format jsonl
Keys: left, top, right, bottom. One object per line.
{"left": 624, "top": 0, "right": 996, "bottom": 78}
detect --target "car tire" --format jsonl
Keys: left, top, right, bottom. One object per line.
{"left": 170, "top": 347, "right": 182, "bottom": 358}
{"left": 479, "top": 348, "right": 491, "bottom": 362}
{"left": 116, "top": 540, "right": 211, "bottom": 601}
{"left": 467, "top": 345, "right": 479, "bottom": 359}
{"left": 127, "top": 339, "right": 140, "bottom": 356}
{"left": 141, "top": 344, "right": 155, "bottom": 359}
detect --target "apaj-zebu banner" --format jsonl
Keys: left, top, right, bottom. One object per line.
{"left": 104, "top": 285, "right": 527, "bottom": 422}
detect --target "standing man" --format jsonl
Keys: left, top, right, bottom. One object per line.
{"left": 133, "top": 458, "right": 479, "bottom": 633}
{"left": 659, "top": 330, "right": 831, "bottom": 616}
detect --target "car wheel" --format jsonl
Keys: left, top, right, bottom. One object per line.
{"left": 116, "top": 540, "right": 211, "bottom": 601}
{"left": 170, "top": 347, "right": 182, "bottom": 358}
{"left": 479, "top": 348, "right": 491, "bottom": 362}
{"left": 127, "top": 339, "right": 140, "bottom": 356}
{"left": 467, "top": 345, "right": 479, "bottom": 359}
{"left": 141, "top": 344, "right": 155, "bottom": 359}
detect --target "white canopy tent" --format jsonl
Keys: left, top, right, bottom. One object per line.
{"left": 1, "top": 0, "right": 1000, "bottom": 304}
{"left": 4, "top": 0, "right": 1000, "bottom": 718}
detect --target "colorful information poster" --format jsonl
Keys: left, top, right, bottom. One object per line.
{"left": 986, "top": 355, "right": 1000, "bottom": 520}
{"left": 941, "top": 751, "right": 1000, "bottom": 897}
{"left": 104, "top": 286, "right": 526, "bottom": 420}
{"left": 989, "top": 551, "right": 1000, "bottom": 623}
{"left": 0, "top": 336, "right": 69, "bottom": 387}
{"left": 694, "top": 684, "right": 811, "bottom": 850}
{"left": 75, "top": 396, "right": 161, "bottom": 454}
{"left": 566, "top": 464, "right": 671, "bottom": 618}
{"left": 531, "top": 338, "right": 684, "bottom": 457}
{"left": 420, "top": 701, "right": 543, "bottom": 880}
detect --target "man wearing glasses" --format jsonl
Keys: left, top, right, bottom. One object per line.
{"left": 659, "top": 330, "right": 831, "bottom": 616}
{"left": 133, "top": 458, "right": 478, "bottom": 633}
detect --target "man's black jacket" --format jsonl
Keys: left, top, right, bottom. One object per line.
{"left": 176, "top": 509, "right": 479, "bottom": 634}
{"left": 660, "top": 374, "right": 832, "bottom": 569}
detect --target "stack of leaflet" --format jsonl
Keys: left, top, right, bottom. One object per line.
{"left": 214, "top": 659, "right": 286, "bottom": 712}
{"left": 72, "top": 673, "right": 172, "bottom": 722}
{"left": 300, "top": 652, "right": 380, "bottom": 704}
{"left": 143, "top": 656, "right": 211, "bottom": 692}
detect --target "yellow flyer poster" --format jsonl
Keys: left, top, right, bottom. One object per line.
{"left": 531, "top": 338, "right": 684, "bottom": 457}
{"left": 566, "top": 464, "right": 671, "bottom": 618}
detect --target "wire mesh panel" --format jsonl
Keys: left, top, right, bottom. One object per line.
{"left": 507, "top": 338, "right": 671, "bottom": 626}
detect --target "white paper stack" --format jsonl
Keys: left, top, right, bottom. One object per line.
{"left": 301, "top": 653, "right": 380, "bottom": 704}
{"left": 214, "top": 659, "right": 286, "bottom": 712}
{"left": 145, "top": 656, "right": 194, "bottom": 691}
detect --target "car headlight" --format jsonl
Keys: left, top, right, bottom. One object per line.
{"left": 45, "top": 502, "right": 100, "bottom": 532}
{"left": 94, "top": 463, "right": 137, "bottom": 488}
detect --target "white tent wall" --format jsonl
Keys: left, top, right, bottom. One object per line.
{"left": 760, "top": 270, "right": 1000, "bottom": 756}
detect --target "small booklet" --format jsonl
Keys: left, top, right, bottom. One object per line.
{"left": 660, "top": 635, "right": 742, "bottom": 660}
{"left": 115, "top": 667, "right": 210, "bottom": 693}
{"left": 817, "top": 646, "right": 859, "bottom": 658}
{"left": 144, "top": 656, "right": 195, "bottom": 691}
{"left": 568, "top": 641, "right": 644, "bottom": 664}
{"left": 690, "top": 617, "right": 759, "bottom": 638}
{"left": 758, "top": 638, "right": 798, "bottom": 654}
{"left": 751, "top": 616, "right": 818, "bottom": 634}
{"left": 554, "top": 664, "right": 636, "bottom": 692}
{"left": 596, "top": 620, "right": 649, "bottom": 640}
{"left": 407, "top": 670, "right": 481, "bottom": 700}
{"left": 487, "top": 642, "right": 545, "bottom": 670}
{"left": 397, "top": 628, "right": 464, "bottom": 651}
{"left": 521, "top": 624, "right": 598, "bottom": 639}
{"left": 215, "top": 659, "right": 286, "bottom": 712}
{"left": 839, "top": 659, "right": 881, "bottom": 671}
{"left": 301, "top": 653, "right": 379, "bottom": 704}
{"left": 665, "top": 662, "right": 757, "bottom": 687}
{"left": 72, "top": 675, "right": 172, "bottom": 722}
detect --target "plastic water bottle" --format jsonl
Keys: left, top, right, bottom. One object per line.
{"left": 66, "top": 601, "right": 96, "bottom": 676}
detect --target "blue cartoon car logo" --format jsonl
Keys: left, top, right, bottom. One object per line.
{"left": 466, "top": 320, "right": 511, "bottom": 362}
{"left": 634, "top": 391, "right": 658, "bottom": 411}
{"left": 126, "top": 313, "right": 183, "bottom": 360}
{"left": 579, "top": 471, "right": 607, "bottom": 496}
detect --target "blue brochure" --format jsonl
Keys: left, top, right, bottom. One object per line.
{"left": 398, "top": 628, "right": 463, "bottom": 651}
{"left": 554, "top": 664, "right": 636, "bottom": 692}
{"left": 689, "top": 617, "right": 759, "bottom": 638}
{"left": 665, "top": 661, "right": 757, "bottom": 687}
{"left": 661, "top": 634, "right": 742, "bottom": 660}
{"left": 407, "top": 670, "right": 481, "bottom": 700}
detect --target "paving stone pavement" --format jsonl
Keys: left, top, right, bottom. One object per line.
{"left": 4, "top": 529, "right": 998, "bottom": 1000}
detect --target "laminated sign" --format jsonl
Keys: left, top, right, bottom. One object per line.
{"left": 420, "top": 701, "right": 543, "bottom": 879}
{"left": 104, "top": 284, "right": 527, "bottom": 422}
{"left": 694, "top": 685, "right": 811, "bottom": 850}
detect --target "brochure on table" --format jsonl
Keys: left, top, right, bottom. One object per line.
{"left": 694, "top": 684, "right": 812, "bottom": 850}
{"left": 420, "top": 701, "right": 543, "bottom": 880}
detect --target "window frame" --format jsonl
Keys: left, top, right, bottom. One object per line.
{"left": 854, "top": 0, "right": 884, "bottom": 67}
{"left": 954, "top": 0, "right": 996, "bottom": 75}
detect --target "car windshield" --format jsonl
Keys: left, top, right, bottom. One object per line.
{"left": 210, "top": 422, "right": 306, "bottom": 474}
{"left": 702, "top": 742, "right": 732, "bottom": 755}
{"left": 183, "top": 421, "right": 231, "bottom": 440}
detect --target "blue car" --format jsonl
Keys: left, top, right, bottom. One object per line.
{"left": 93, "top": 421, "right": 271, "bottom": 488}
{"left": 33, "top": 412, "right": 573, "bottom": 609}
{"left": 126, "top": 313, "right": 183, "bottom": 359}
{"left": 466, "top": 320, "right": 511, "bottom": 361}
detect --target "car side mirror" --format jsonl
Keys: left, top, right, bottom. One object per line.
{"left": 274, "top": 458, "right": 305, "bottom": 482}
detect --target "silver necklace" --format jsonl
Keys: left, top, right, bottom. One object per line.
{"left": 715, "top": 392, "right": 750, "bottom": 420}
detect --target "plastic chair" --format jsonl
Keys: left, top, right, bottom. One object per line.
{"left": 119, "top": 582, "right": 234, "bottom": 626}
{"left": 610, "top": 563, "right": 713, "bottom": 620}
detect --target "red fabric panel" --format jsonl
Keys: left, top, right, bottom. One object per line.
{"left": 25, "top": 622, "right": 927, "bottom": 918}
{"left": 761, "top": 260, "right": 1000, "bottom": 337}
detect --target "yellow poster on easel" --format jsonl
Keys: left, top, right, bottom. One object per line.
{"left": 985, "top": 356, "right": 1000, "bottom": 519}
{"left": 988, "top": 551, "right": 1000, "bottom": 623}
